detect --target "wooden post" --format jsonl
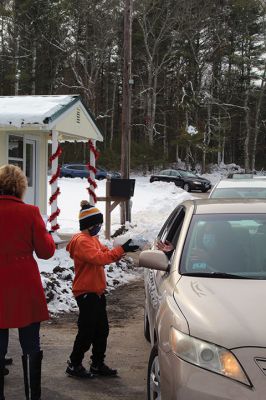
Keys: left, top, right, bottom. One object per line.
{"left": 97, "top": 179, "right": 127, "bottom": 240}
{"left": 121, "top": 0, "right": 133, "bottom": 224}
{"left": 105, "top": 179, "right": 111, "bottom": 240}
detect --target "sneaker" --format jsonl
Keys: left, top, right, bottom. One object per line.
{"left": 90, "top": 363, "right": 117, "bottom": 376}
{"left": 66, "top": 361, "right": 94, "bottom": 379}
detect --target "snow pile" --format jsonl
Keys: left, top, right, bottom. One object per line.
{"left": 37, "top": 175, "right": 195, "bottom": 314}
{"left": 39, "top": 250, "right": 139, "bottom": 314}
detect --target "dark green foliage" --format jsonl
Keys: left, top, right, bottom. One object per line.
{"left": 0, "top": 0, "right": 266, "bottom": 171}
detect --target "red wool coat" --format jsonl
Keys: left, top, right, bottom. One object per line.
{"left": 0, "top": 195, "right": 56, "bottom": 328}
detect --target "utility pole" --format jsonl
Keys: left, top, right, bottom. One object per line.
{"left": 121, "top": 0, "right": 133, "bottom": 224}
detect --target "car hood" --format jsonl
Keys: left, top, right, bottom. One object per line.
{"left": 174, "top": 277, "right": 266, "bottom": 348}
{"left": 185, "top": 176, "right": 210, "bottom": 183}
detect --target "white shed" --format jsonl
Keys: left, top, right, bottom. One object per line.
{"left": 0, "top": 95, "right": 103, "bottom": 230}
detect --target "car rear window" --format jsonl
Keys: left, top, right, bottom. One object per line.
{"left": 212, "top": 188, "right": 266, "bottom": 199}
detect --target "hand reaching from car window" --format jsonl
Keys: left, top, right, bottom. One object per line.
{"left": 157, "top": 240, "right": 174, "bottom": 253}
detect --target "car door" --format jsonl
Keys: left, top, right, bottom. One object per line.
{"left": 164, "top": 170, "right": 173, "bottom": 183}
{"left": 170, "top": 170, "right": 183, "bottom": 187}
{"left": 145, "top": 206, "right": 186, "bottom": 345}
{"left": 158, "top": 170, "right": 168, "bottom": 182}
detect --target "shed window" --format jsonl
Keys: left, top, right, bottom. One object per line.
{"left": 9, "top": 135, "right": 23, "bottom": 158}
{"left": 8, "top": 135, "right": 24, "bottom": 170}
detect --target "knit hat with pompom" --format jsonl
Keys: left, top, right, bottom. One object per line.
{"left": 79, "top": 200, "right": 103, "bottom": 231}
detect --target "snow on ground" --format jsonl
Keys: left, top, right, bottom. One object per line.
{"left": 38, "top": 171, "right": 223, "bottom": 314}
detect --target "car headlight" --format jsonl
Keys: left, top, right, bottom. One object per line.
{"left": 169, "top": 327, "right": 251, "bottom": 386}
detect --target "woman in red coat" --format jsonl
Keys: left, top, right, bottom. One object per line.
{"left": 0, "top": 164, "right": 55, "bottom": 400}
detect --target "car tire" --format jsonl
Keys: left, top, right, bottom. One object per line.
{"left": 202, "top": 188, "right": 209, "bottom": 193}
{"left": 147, "top": 345, "right": 160, "bottom": 400}
{"left": 144, "top": 312, "right": 151, "bottom": 343}
{"left": 183, "top": 183, "right": 190, "bottom": 192}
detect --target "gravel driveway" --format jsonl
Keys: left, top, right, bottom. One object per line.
{"left": 6, "top": 277, "right": 150, "bottom": 400}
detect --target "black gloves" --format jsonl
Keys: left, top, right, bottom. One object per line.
{"left": 121, "top": 239, "right": 139, "bottom": 253}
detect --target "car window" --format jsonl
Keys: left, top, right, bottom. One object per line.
{"left": 170, "top": 170, "right": 180, "bottom": 177}
{"left": 180, "top": 214, "right": 266, "bottom": 278}
{"left": 232, "top": 174, "right": 254, "bottom": 179}
{"left": 159, "top": 170, "right": 167, "bottom": 176}
{"left": 178, "top": 170, "right": 198, "bottom": 178}
{"left": 158, "top": 206, "right": 185, "bottom": 247}
{"left": 185, "top": 171, "right": 197, "bottom": 178}
{"left": 212, "top": 188, "right": 266, "bottom": 199}
{"left": 158, "top": 208, "right": 178, "bottom": 239}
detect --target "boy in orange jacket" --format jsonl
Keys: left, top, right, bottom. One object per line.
{"left": 66, "top": 200, "right": 138, "bottom": 378}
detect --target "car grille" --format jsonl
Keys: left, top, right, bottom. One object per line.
{"left": 255, "top": 358, "right": 266, "bottom": 375}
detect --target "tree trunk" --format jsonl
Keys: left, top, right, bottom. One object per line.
{"left": 14, "top": 35, "right": 20, "bottom": 95}
{"left": 251, "top": 67, "right": 266, "bottom": 171}
{"left": 163, "top": 111, "right": 168, "bottom": 158}
{"left": 110, "top": 75, "right": 117, "bottom": 149}
{"left": 147, "top": 66, "right": 153, "bottom": 146}
{"left": 31, "top": 39, "right": 37, "bottom": 95}
{"left": 244, "top": 89, "right": 251, "bottom": 172}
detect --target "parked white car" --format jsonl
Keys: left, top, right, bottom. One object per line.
{"left": 209, "top": 178, "right": 266, "bottom": 199}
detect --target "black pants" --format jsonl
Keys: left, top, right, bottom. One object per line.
{"left": 0, "top": 322, "right": 41, "bottom": 359}
{"left": 70, "top": 293, "right": 109, "bottom": 367}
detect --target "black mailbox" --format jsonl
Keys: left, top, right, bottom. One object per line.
{"left": 110, "top": 178, "right": 135, "bottom": 198}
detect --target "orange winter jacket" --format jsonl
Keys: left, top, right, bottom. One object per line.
{"left": 67, "top": 232, "right": 125, "bottom": 297}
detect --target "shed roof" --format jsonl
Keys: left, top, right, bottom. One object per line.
{"left": 0, "top": 95, "right": 103, "bottom": 141}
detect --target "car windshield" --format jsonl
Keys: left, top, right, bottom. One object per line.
{"left": 211, "top": 187, "right": 266, "bottom": 199}
{"left": 180, "top": 214, "right": 266, "bottom": 279}
{"left": 178, "top": 170, "right": 197, "bottom": 178}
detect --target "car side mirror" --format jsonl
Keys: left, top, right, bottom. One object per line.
{"left": 139, "top": 250, "right": 169, "bottom": 271}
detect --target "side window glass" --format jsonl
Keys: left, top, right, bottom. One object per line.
{"left": 157, "top": 208, "right": 177, "bottom": 240}
{"left": 158, "top": 207, "right": 185, "bottom": 246}
{"left": 166, "top": 208, "right": 185, "bottom": 247}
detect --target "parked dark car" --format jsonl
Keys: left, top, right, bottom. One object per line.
{"left": 60, "top": 164, "right": 121, "bottom": 180}
{"left": 150, "top": 169, "right": 211, "bottom": 192}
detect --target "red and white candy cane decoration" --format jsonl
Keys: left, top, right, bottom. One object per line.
{"left": 48, "top": 130, "right": 62, "bottom": 231}
{"left": 86, "top": 139, "right": 100, "bottom": 205}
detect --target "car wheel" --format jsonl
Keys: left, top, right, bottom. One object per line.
{"left": 147, "top": 345, "right": 160, "bottom": 400}
{"left": 202, "top": 188, "right": 209, "bottom": 193}
{"left": 183, "top": 183, "right": 190, "bottom": 192}
{"left": 144, "top": 312, "right": 151, "bottom": 343}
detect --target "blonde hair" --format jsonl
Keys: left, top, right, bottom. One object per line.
{"left": 0, "top": 164, "right": 28, "bottom": 199}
